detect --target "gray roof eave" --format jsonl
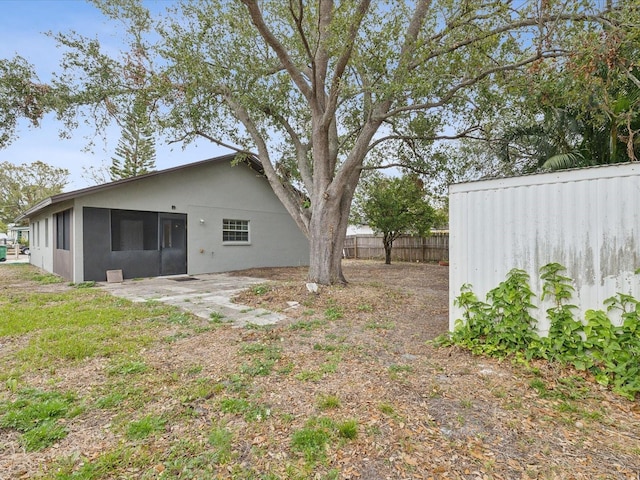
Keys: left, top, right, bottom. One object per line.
{"left": 16, "top": 153, "right": 262, "bottom": 222}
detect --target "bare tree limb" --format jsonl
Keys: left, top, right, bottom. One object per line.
{"left": 223, "top": 89, "right": 311, "bottom": 234}
{"left": 241, "top": 0, "right": 313, "bottom": 101}
{"left": 262, "top": 106, "right": 314, "bottom": 196}
{"left": 366, "top": 125, "right": 483, "bottom": 153}
{"left": 386, "top": 51, "right": 565, "bottom": 118}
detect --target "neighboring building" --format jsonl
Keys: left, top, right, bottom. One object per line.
{"left": 449, "top": 162, "right": 640, "bottom": 333}
{"left": 346, "top": 224, "right": 375, "bottom": 236}
{"left": 19, "top": 154, "right": 309, "bottom": 282}
{"left": 7, "top": 224, "right": 29, "bottom": 244}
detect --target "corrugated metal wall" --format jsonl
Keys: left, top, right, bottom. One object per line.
{"left": 449, "top": 163, "right": 640, "bottom": 332}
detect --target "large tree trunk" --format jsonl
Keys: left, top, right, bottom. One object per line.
{"left": 307, "top": 169, "right": 359, "bottom": 285}
{"left": 308, "top": 206, "right": 347, "bottom": 284}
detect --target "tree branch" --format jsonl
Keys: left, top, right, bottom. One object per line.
{"left": 366, "top": 125, "right": 483, "bottom": 153}
{"left": 324, "top": 0, "right": 371, "bottom": 129}
{"left": 288, "top": 0, "right": 314, "bottom": 64}
{"left": 386, "top": 51, "right": 565, "bottom": 118}
{"left": 241, "top": 0, "right": 313, "bottom": 101}
{"left": 415, "top": 12, "right": 612, "bottom": 70}
{"left": 262, "top": 106, "right": 314, "bottom": 196}
{"left": 223, "top": 88, "right": 311, "bottom": 235}
{"left": 332, "top": 0, "right": 432, "bottom": 192}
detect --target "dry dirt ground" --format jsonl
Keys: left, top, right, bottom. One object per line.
{"left": 2, "top": 260, "right": 640, "bottom": 479}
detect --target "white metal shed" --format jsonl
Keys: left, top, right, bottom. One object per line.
{"left": 449, "top": 162, "right": 640, "bottom": 333}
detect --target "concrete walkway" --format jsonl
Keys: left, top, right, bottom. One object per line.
{"left": 99, "top": 273, "right": 286, "bottom": 328}
{"left": 0, "top": 254, "right": 30, "bottom": 264}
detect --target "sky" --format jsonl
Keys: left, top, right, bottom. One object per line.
{"left": 0, "top": 0, "right": 228, "bottom": 192}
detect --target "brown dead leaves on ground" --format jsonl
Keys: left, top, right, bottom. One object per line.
{"left": 230, "top": 260, "right": 640, "bottom": 479}
{"left": 1, "top": 260, "right": 639, "bottom": 479}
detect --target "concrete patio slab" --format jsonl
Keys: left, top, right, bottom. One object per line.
{"left": 99, "top": 273, "right": 285, "bottom": 328}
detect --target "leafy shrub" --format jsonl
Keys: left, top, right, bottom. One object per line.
{"left": 451, "top": 268, "right": 539, "bottom": 357}
{"left": 448, "top": 263, "right": 640, "bottom": 399}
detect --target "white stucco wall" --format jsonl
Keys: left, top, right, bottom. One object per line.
{"left": 449, "top": 162, "right": 640, "bottom": 332}
{"left": 28, "top": 201, "right": 73, "bottom": 276}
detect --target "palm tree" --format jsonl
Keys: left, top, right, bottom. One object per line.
{"left": 498, "top": 36, "right": 640, "bottom": 173}
{"left": 498, "top": 96, "right": 639, "bottom": 173}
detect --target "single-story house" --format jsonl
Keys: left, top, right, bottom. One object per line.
{"left": 7, "top": 224, "right": 30, "bottom": 244}
{"left": 346, "top": 224, "right": 375, "bottom": 236}
{"left": 19, "top": 154, "right": 309, "bottom": 282}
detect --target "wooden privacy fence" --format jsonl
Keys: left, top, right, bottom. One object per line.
{"left": 343, "top": 232, "right": 449, "bottom": 262}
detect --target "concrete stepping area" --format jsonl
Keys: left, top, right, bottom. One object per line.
{"left": 99, "top": 273, "right": 284, "bottom": 328}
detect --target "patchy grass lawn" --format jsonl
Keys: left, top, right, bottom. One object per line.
{"left": 0, "top": 261, "right": 639, "bottom": 479}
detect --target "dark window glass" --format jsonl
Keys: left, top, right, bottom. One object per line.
{"left": 161, "top": 219, "right": 186, "bottom": 249}
{"left": 111, "top": 209, "right": 158, "bottom": 251}
{"left": 55, "top": 209, "right": 71, "bottom": 250}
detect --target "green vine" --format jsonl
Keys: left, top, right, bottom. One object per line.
{"left": 447, "top": 263, "right": 640, "bottom": 400}
{"left": 452, "top": 269, "right": 539, "bottom": 358}
{"left": 538, "top": 263, "right": 584, "bottom": 365}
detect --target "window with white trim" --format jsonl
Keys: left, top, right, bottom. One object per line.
{"left": 222, "top": 219, "right": 249, "bottom": 243}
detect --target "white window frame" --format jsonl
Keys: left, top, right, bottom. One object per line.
{"left": 222, "top": 219, "right": 250, "bottom": 245}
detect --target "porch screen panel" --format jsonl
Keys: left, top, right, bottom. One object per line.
{"left": 111, "top": 210, "right": 158, "bottom": 251}
{"left": 120, "top": 219, "right": 144, "bottom": 250}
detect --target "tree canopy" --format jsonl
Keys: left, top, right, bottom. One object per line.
{"left": 461, "top": 9, "right": 640, "bottom": 175}
{"left": 0, "top": 0, "right": 637, "bottom": 283}
{"left": 359, "top": 174, "right": 436, "bottom": 265}
{"left": 0, "top": 161, "right": 69, "bottom": 224}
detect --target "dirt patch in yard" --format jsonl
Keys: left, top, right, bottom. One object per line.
{"left": 1, "top": 260, "right": 639, "bottom": 479}
{"left": 229, "top": 260, "right": 640, "bottom": 478}
{"left": 232, "top": 260, "right": 449, "bottom": 345}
